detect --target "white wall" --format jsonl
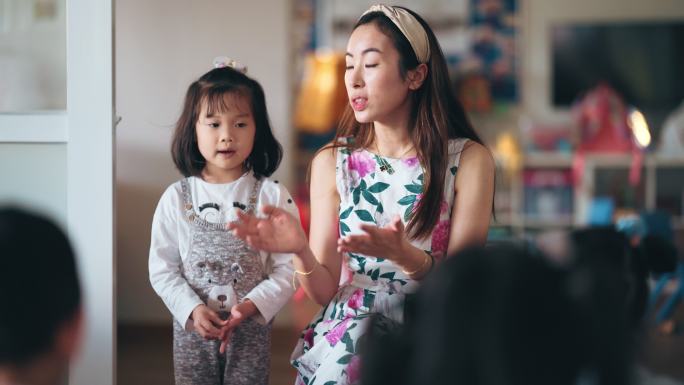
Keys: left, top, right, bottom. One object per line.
{"left": 0, "top": 143, "right": 67, "bottom": 223}
{"left": 116, "top": 0, "right": 293, "bottom": 324}
{"left": 521, "top": 0, "right": 684, "bottom": 124}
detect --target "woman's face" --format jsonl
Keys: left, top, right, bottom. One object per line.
{"left": 344, "top": 23, "right": 413, "bottom": 125}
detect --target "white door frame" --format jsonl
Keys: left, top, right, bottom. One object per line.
{"left": 66, "top": 0, "right": 114, "bottom": 384}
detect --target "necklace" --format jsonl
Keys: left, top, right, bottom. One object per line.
{"left": 371, "top": 144, "right": 414, "bottom": 175}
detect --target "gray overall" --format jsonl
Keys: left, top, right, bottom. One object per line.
{"left": 173, "top": 178, "right": 271, "bottom": 385}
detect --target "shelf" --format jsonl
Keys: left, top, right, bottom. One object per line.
{"left": 523, "top": 153, "right": 684, "bottom": 168}
{"left": 522, "top": 218, "right": 574, "bottom": 228}
{"left": 650, "top": 155, "right": 684, "bottom": 167}
{"left": 523, "top": 152, "right": 573, "bottom": 168}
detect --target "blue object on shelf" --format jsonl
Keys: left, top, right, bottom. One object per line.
{"left": 588, "top": 197, "right": 614, "bottom": 226}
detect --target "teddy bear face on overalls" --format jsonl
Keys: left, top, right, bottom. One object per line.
{"left": 189, "top": 258, "right": 243, "bottom": 320}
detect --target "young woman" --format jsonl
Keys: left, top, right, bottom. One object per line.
{"left": 229, "top": 5, "right": 495, "bottom": 384}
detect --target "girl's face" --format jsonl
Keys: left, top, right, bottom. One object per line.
{"left": 345, "top": 23, "right": 413, "bottom": 125}
{"left": 195, "top": 93, "right": 255, "bottom": 183}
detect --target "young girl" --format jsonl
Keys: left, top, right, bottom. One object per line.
{"left": 230, "top": 5, "right": 495, "bottom": 385}
{"left": 149, "top": 59, "right": 298, "bottom": 385}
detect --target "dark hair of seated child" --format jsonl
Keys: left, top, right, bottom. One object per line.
{"left": 570, "top": 227, "right": 677, "bottom": 330}
{"left": 361, "top": 242, "right": 640, "bottom": 385}
{"left": 0, "top": 206, "right": 82, "bottom": 384}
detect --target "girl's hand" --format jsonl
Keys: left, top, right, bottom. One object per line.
{"left": 218, "top": 301, "right": 255, "bottom": 353}
{"left": 191, "top": 304, "right": 227, "bottom": 340}
{"left": 337, "top": 215, "right": 411, "bottom": 263}
{"left": 227, "top": 205, "right": 308, "bottom": 254}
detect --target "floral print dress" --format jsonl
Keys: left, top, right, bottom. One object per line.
{"left": 291, "top": 138, "right": 469, "bottom": 385}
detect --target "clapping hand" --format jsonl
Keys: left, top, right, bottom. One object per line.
{"left": 336, "top": 215, "right": 410, "bottom": 262}
{"left": 227, "top": 205, "right": 307, "bottom": 254}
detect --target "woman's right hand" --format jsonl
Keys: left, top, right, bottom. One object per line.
{"left": 227, "top": 205, "right": 308, "bottom": 254}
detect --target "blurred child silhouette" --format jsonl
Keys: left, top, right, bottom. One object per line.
{"left": 0, "top": 207, "right": 83, "bottom": 385}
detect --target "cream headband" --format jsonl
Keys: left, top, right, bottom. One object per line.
{"left": 361, "top": 4, "right": 430, "bottom": 63}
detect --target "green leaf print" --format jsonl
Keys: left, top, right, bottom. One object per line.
{"left": 337, "top": 354, "right": 353, "bottom": 364}
{"left": 352, "top": 188, "right": 361, "bottom": 205}
{"left": 417, "top": 173, "right": 424, "bottom": 182}
{"left": 363, "top": 290, "right": 375, "bottom": 308}
{"left": 371, "top": 269, "right": 380, "bottom": 280}
{"left": 340, "top": 148, "right": 351, "bottom": 155}
{"left": 451, "top": 166, "right": 458, "bottom": 175}
{"left": 354, "top": 210, "right": 374, "bottom": 222}
{"left": 355, "top": 336, "right": 365, "bottom": 356}
{"left": 359, "top": 179, "right": 367, "bottom": 191}
{"left": 376, "top": 202, "right": 384, "bottom": 214}
{"left": 342, "top": 332, "right": 354, "bottom": 353}
{"left": 404, "top": 205, "right": 414, "bottom": 222}
{"left": 339, "top": 206, "right": 353, "bottom": 220}
{"left": 349, "top": 253, "right": 366, "bottom": 274}
{"left": 339, "top": 222, "right": 350, "bottom": 236}
{"left": 323, "top": 382, "right": 337, "bottom": 385}
{"left": 362, "top": 190, "right": 379, "bottom": 205}
{"left": 380, "top": 272, "right": 396, "bottom": 279}
{"left": 367, "top": 182, "right": 389, "bottom": 193}
{"left": 397, "top": 195, "right": 417, "bottom": 206}
{"left": 404, "top": 184, "right": 423, "bottom": 194}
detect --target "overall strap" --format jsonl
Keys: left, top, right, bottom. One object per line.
{"left": 246, "top": 177, "right": 263, "bottom": 213}
{"left": 180, "top": 178, "right": 195, "bottom": 221}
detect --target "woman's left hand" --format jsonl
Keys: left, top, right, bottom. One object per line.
{"left": 337, "top": 215, "right": 411, "bottom": 263}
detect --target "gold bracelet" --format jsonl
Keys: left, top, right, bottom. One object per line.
{"left": 292, "top": 262, "right": 318, "bottom": 289}
{"left": 401, "top": 251, "right": 430, "bottom": 276}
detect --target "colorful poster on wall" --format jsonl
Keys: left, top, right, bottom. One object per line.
{"left": 464, "top": 0, "right": 517, "bottom": 102}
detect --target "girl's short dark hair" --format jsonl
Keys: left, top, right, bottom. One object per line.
{"left": 171, "top": 66, "right": 282, "bottom": 178}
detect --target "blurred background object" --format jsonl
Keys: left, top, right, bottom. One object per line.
{"left": 293, "top": 51, "right": 347, "bottom": 135}
{"left": 0, "top": 0, "right": 66, "bottom": 112}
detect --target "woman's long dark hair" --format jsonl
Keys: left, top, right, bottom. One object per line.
{"left": 330, "top": 7, "right": 485, "bottom": 240}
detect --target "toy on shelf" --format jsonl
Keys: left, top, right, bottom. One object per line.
{"left": 523, "top": 169, "right": 573, "bottom": 223}
{"left": 572, "top": 83, "right": 651, "bottom": 186}
{"left": 519, "top": 115, "right": 574, "bottom": 154}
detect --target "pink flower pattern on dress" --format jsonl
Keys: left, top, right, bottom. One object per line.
{"left": 325, "top": 317, "right": 351, "bottom": 346}
{"left": 303, "top": 327, "right": 315, "bottom": 348}
{"left": 411, "top": 193, "right": 424, "bottom": 213}
{"left": 347, "top": 355, "right": 362, "bottom": 383}
{"left": 440, "top": 200, "right": 449, "bottom": 214}
{"left": 431, "top": 219, "right": 450, "bottom": 255}
{"left": 402, "top": 156, "right": 419, "bottom": 168}
{"left": 347, "top": 288, "right": 364, "bottom": 310}
{"left": 348, "top": 151, "right": 376, "bottom": 186}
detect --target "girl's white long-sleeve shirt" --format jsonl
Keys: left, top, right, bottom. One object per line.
{"left": 149, "top": 171, "right": 298, "bottom": 330}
